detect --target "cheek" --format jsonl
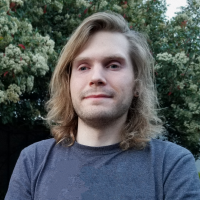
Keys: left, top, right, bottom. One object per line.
{"left": 120, "top": 74, "right": 135, "bottom": 90}
{"left": 69, "top": 76, "right": 77, "bottom": 101}
{"left": 70, "top": 83, "right": 78, "bottom": 99}
{"left": 121, "top": 78, "right": 135, "bottom": 99}
{"left": 70, "top": 76, "right": 85, "bottom": 101}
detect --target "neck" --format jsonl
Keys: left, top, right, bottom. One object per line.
{"left": 76, "top": 115, "right": 127, "bottom": 147}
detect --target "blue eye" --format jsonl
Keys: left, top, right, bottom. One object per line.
{"left": 79, "top": 66, "right": 88, "bottom": 71}
{"left": 108, "top": 64, "right": 119, "bottom": 69}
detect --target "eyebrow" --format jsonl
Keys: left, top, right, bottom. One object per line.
{"left": 73, "top": 54, "right": 126, "bottom": 64}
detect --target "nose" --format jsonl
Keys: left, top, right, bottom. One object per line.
{"left": 89, "top": 65, "right": 106, "bottom": 87}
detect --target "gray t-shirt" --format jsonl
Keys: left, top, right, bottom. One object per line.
{"left": 5, "top": 138, "right": 200, "bottom": 200}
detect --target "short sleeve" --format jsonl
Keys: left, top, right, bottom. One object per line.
{"left": 164, "top": 152, "right": 200, "bottom": 199}
{"left": 4, "top": 149, "right": 32, "bottom": 200}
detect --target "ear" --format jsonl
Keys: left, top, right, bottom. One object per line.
{"left": 134, "top": 91, "right": 139, "bottom": 97}
{"left": 133, "top": 79, "right": 141, "bottom": 97}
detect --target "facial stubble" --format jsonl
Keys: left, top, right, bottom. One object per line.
{"left": 72, "top": 95, "right": 133, "bottom": 129}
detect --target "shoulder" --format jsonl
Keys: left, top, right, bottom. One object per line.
{"left": 19, "top": 138, "right": 56, "bottom": 166}
{"left": 23, "top": 138, "right": 56, "bottom": 150}
{"left": 149, "top": 139, "right": 197, "bottom": 180}
{"left": 149, "top": 138, "right": 191, "bottom": 158}
{"left": 148, "top": 141, "right": 200, "bottom": 198}
{"left": 147, "top": 139, "right": 195, "bottom": 174}
{"left": 22, "top": 138, "right": 56, "bottom": 155}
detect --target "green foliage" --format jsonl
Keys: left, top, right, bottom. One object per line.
{"left": 0, "top": 0, "right": 200, "bottom": 158}
{"left": 153, "top": 0, "right": 200, "bottom": 159}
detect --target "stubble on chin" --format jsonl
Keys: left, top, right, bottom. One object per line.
{"left": 74, "top": 104, "right": 130, "bottom": 129}
{"left": 72, "top": 87, "right": 134, "bottom": 128}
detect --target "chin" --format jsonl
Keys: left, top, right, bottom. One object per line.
{"left": 82, "top": 112, "right": 114, "bottom": 120}
{"left": 78, "top": 110, "right": 126, "bottom": 126}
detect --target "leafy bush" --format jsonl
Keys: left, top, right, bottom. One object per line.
{"left": 0, "top": 0, "right": 200, "bottom": 158}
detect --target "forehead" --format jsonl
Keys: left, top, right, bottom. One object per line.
{"left": 73, "top": 31, "right": 130, "bottom": 63}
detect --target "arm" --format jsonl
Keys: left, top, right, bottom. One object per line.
{"left": 164, "top": 152, "right": 200, "bottom": 199}
{"left": 4, "top": 150, "right": 32, "bottom": 200}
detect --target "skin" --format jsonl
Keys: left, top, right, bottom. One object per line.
{"left": 70, "top": 31, "right": 135, "bottom": 147}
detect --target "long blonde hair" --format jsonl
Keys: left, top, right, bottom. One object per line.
{"left": 45, "top": 11, "right": 163, "bottom": 150}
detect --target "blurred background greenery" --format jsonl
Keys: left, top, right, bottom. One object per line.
{"left": 0, "top": 0, "right": 200, "bottom": 198}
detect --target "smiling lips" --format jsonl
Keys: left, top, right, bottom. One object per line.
{"left": 84, "top": 94, "right": 112, "bottom": 99}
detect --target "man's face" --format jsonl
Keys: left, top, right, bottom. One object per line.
{"left": 70, "top": 31, "right": 135, "bottom": 126}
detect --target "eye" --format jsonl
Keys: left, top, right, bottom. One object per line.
{"left": 107, "top": 64, "right": 120, "bottom": 69}
{"left": 79, "top": 66, "right": 88, "bottom": 71}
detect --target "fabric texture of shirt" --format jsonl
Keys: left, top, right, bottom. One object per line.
{"left": 5, "top": 138, "right": 200, "bottom": 200}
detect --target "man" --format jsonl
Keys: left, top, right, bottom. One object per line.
{"left": 5, "top": 12, "right": 200, "bottom": 200}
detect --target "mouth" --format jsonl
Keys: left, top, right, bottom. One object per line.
{"left": 84, "top": 94, "right": 112, "bottom": 99}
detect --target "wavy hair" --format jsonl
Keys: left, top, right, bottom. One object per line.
{"left": 45, "top": 11, "right": 163, "bottom": 150}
